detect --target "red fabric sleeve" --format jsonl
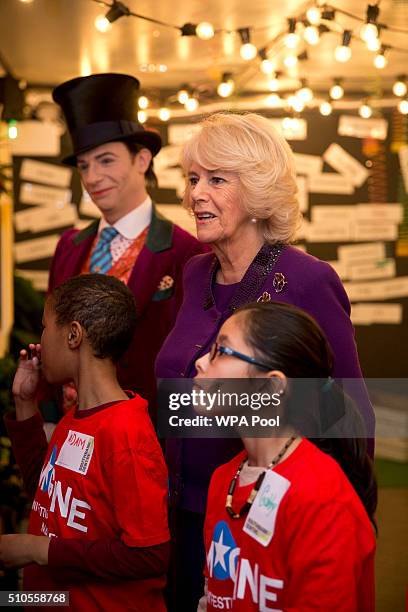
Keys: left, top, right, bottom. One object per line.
{"left": 4, "top": 412, "right": 48, "bottom": 500}
{"left": 47, "top": 537, "right": 170, "bottom": 583}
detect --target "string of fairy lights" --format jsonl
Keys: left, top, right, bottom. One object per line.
{"left": 15, "top": 0, "right": 408, "bottom": 122}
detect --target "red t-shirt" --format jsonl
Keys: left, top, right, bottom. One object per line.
{"left": 25, "top": 396, "right": 169, "bottom": 611}
{"left": 204, "top": 439, "right": 376, "bottom": 612}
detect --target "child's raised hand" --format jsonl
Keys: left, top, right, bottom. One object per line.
{"left": 12, "top": 344, "right": 42, "bottom": 401}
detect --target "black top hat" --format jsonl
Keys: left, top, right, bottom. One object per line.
{"left": 52, "top": 73, "right": 162, "bottom": 165}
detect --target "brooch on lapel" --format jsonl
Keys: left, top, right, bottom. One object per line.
{"left": 272, "top": 272, "right": 287, "bottom": 293}
{"left": 157, "top": 275, "right": 174, "bottom": 291}
{"left": 257, "top": 291, "right": 272, "bottom": 303}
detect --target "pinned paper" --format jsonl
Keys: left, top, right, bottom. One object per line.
{"left": 168, "top": 124, "right": 201, "bottom": 146}
{"left": 327, "top": 260, "right": 348, "bottom": 280}
{"left": 80, "top": 192, "right": 101, "bottom": 218}
{"left": 296, "top": 176, "right": 308, "bottom": 212}
{"left": 306, "top": 222, "right": 351, "bottom": 242}
{"left": 338, "top": 115, "right": 388, "bottom": 140}
{"left": 356, "top": 203, "right": 403, "bottom": 224}
{"left": 349, "top": 258, "right": 396, "bottom": 281}
{"left": 308, "top": 173, "right": 354, "bottom": 194}
{"left": 15, "top": 269, "right": 49, "bottom": 292}
{"left": 20, "top": 159, "right": 72, "bottom": 188}
{"left": 311, "top": 205, "right": 355, "bottom": 224}
{"left": 323, "top": 143, "right": 369, "bottom": 188}
{"left": 352, "top": 222, "right": 398, "bottom": 242}
{"left": 293, "top": 153, "right": 322, "bottom": 176}
{"left": 9, "top": 121, "right": 61, "bottom": 156}
{"left": 343, "top": 277, "right": 408, "bottom": 301}
{"left": 338, "top": 242, "right": 386, "bottom": 266}
{"left": 156, "top": 204, "right": 197, "bottom": 236}
{"left": 14, "top": 203, "right": 77, "bottom": 233}
{"left": 351, "top": 303, "right": 403, "bottom": 325}
{"left": 398, "top": 146, "right": 408, "bottom": 194}
{"left": 14, "top": 235, "right": 60, "bottom": 263}
{"left": 155, "top": 145, "right": 182, "bottom": 170}
{"left": 20, "top": 183, "right": 72, "bottom": 207}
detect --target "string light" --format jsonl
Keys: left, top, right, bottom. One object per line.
{"left": 138, "top": 95, "right": 149, "bottom": 109}
{"left": 217, "top": 73, "right": 235, "bottom": 97}
{"left": 7, "top": 120, "right": 18, "bottom": 139}
{"left": 288, "top": 95, "right": 304, "bottom": 113}
{"left": 366, "top": 37, "right": 381, "bottom": 52}
{"left": 265, "top": 94, "right": 281, "bottom": 107}
{"left": 306, "top": 6, "right": 321, "bottom": 26}
{"left": 238, "top": 28, "right": 257, "bottom": 60}
{"left": 304, "top": 24, "right": 320, "bottom": 45}
{"left": 398, "top": 99, "right": 408, "bottom": 114}
{"left": 158, "top": 107, "right": 171, "bottom": 121}
{"left": 359, "top": 102, "right": 373, "bottom": 119}
{"left": 95, "top": 15, "right": 111, "bottom": 32}
{"left": 258, "top": 49, "right": 275, "bottom": 75}
{"left": 374, "top": 48, "right": 388, "bottom": 69}
{"left": 284, "top": 54, "right": 298, "bottom": 69}
{"left": 360, "top": 4, "right": 380, "bottom": 43}
{"left": 268, "top": 72, "right": 281, "bottom": 91}
{"left": 185, "top": 97, "right": 199, "bottom": 112}
{"left": 319, "top": 101, "right": 333, "bottom": 116}
{"left": 196, "top": 22, "right": 215, "bottom": 40}
{"left": 329, "top": 79, "right": 344, "bottom": 100}
{"left": 96, "top": 0, "right": 129, "bottom": 32}
{"left": 334, "top": 30, "right": 352, "bottom": 62}
{"left": 177, "top": 86, "right": 190, "bottom": 104}
{"left": 296, "top": 80, "right": 313, "bottom": 103}
{"left": 137, "top": 110, "right": 147, "bottom": 123}
{"left": 284, "top": 18, "right": 300, "bottom": 49}
{"left": 393, "top": 76, "right": 408, "bottom": 97}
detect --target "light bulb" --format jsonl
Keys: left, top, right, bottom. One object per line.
{"left": 398, "top": 99, "right": 408, "bottom": 114}
{"left": 95, "top": 15, "right": 111, "bottom": 33}
{"left": 8, "top": 122, "right": 18, "bottom": 139}
{"left": 240, "top": 43, "right": 257, "bottom": 60}
{"left": 329, "top": 84, "right": 344, "bottom": 100}
{"left": 282, "top": 117, "right": 293, "bottom": 130}
{"left": 177, "top": 89, "right": 189, "bottom": 104}
{"left": 217, "top": 80, "right": 234, "bottom": 97}
{"left": 265, "top": 94, "right": 281, "bottom": 107}
{"left": 304, "top": 25, "right": 320, "bottom": 45}
{"left": 334, "top": 45, "right": 352, "bottom": 62}
{"left": 137, "top": 110, "right": 147, "bottom": 124}
{"left": 359, "top": 104, "right": 372, "bottom": 119}
{"left": 268, "top": 77, "right": 280, "bottom": 92}
{"left": 297, "top": 86, "right": 313, "bottom": 103}
{"left": 288, "top": 95, "right": 304, "bottom": 112}
{"left": 306, "top": 6, "right": 321, "bottom": 25}
{"left": 196, "top": 22, "right": 214, "bottom": 40}
{"left": 374, "top": 54, "right": 387, "bottom": 69}
{"left": 284, "top": 54, "right": 298, "bottom": 68}
{"left": 185, "top": 97, "right": 199, "bottom": 112}
{"left": 284, "top": 32, "right": 300, "bottom": 49}
{"left": 393, "top": 80, "right": 407, "bottom": 97}
{"left": 320, "top": 101, "right": 333, "bottom": 116}
{"left": 360, "top": 23, "right": 378, "bottom": 43}
{"left": 158, "top": 107, "right": 171, "bottom": 121}
{"left": 260, "top": 59, "right": 275, "bottom": 75}
{"left": 366, "top": 37, "right": 381, "bottom": 52}
{"left": 138, "top": 96, "right": 149, "bottom": 109}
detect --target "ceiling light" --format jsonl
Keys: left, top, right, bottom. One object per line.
{"left": 95, "top": 15, "right": 112, "bottom": 32}
{"left": 285, "top": 18, "right": 300, "bottom": 49}
{"left": 217, "top": 73, "right": 235, "bottom": 97}
{"left": 238, "top": 28, "right": 257, "bottom": 60}
{"left": 137, "top": 110, "right": 147, "bottom": 123}
{"left": 196, "top": 22, "right": 215, "bottom": 40}
{"left": 265, "top": 94, "right": 281, "bottom": 107}
{"left": 334, "top": 30, "right": 352, "bottom": 62}
{"left": 320, "top": 101, "right": 333, "bottom": 116}
{"left": 374, "top": 49, "right": 387, "bottom": 69}
{"left": 304, "top": 25, "right": 320, "bottom": 45}
{"left": 260, "top": 59, "right": 275, "bottom": 75}
{"left": 177, "top": 86, "right": 190, "bottom": 104}
{"left": 366, "top": 37, "right": 381, "bottom": 52}
{"left": 393, "top": 76, "right": 407, "bottom": 97}
{"left": 185, "top": 97, "right": 199, "bottom": 112}
{"left": 104, "top": 1, "right": 129, "bottom": 24}
{"left": 158, "top": 107, "right": 171, "bottom": 121}
{"left": 398, "top": 99, "right": 408, "bottom": 115}
{"left": 306, "top": 6, "right": 321, "bottom": 25}
{"left": 329, "top": 80, "right": 344, "bottom": 100}
{"left": 360, "top": 4, "right": 380, "bottom": 43}
{"left": 138, "top": 96, "right": 149, "bottom": 109}
{"left": 284, "top": 54, "right": 298, "bottom": 69}
{"left": 359, "top": 103, "right": 372, "bottom": 119}
{"left": 297, "top": 80, "right": 313, "bottom": 103}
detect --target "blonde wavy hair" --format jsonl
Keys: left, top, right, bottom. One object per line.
{"left": 181, "top": 112, "right": 301, "bottom": 244}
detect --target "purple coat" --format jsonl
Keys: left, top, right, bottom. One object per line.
{"left": 155, "top": 244, "right": 375, "bottom": 512}
{"left": 48, "top": 206, "right": 207, "bottom": 412}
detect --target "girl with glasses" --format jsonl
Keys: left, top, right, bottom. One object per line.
{"left": 196, "top": 301, "right": 376, "bottom": 612}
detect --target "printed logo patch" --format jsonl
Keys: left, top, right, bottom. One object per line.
{"left": 55, "top": 430, "right": 94, "bottom": 475}
{"left": 207, "top": 521, "right": 240, "bottom": 581}
{"left": 39, "top": 445, "right": 57, "bottom": 494}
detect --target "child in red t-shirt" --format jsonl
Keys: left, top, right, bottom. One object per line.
{"left": 195, "top": 301, "right": 377, "bottom": 612}
{"left": 1, "top": 274, "right": 170, "bottom": 611}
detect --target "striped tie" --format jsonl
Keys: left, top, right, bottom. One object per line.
{"left": 90, "top": 227, "right": 119, "bottom": 274}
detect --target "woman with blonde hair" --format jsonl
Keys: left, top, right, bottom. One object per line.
{"left": 155, "top": 112, "right": 374, "bottom": 610}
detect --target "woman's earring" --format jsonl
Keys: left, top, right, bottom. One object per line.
{"left": 251, "top": 217, "right": 257, "bottom": 224}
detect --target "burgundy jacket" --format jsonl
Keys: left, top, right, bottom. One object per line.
{"left": 48, "top": 206, "right": 207, "bottom": 411}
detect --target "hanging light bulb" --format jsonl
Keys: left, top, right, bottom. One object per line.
{"left": 268, "top": 72, "right": 280, "bottom": 91}
{"left": 297, "top": 80, "right": 313, "bottom": 103}
{"left": 320, "top": 101, "right": 333, "bottom": 116}
{"left": 185, "top": 97, "right": 199, "bottom": 112}
{"left": 329, "top": 80, "right": 344, "bottom": 100}
{"left": 284, "top": 54, "right": 298, "bottom": 69}
{"left": 137, "top": 110, "right": 147, "bottom": 124}
{"left": 334, "top": 30, "right": 352, "bottom": 62}
{"left": 196, "top": 22, "right": 214, "bottom": 40}
{"left": 366, "top": 37, "right": 381, "bottom": 52}
{"left": 398, "top": 99, "right": 408, "bottom": 114}
{"left": 359, "top": 102, "right": 372, "bottom": 119}
{"left": 158, "top": 107, "right": 171, "bottom": 121}
{"left": 265, "top": 94, "right": 281, "bottom": 107}
{"left": 260, "top": 59, "right": 275, "bottom": 75}
{"left": 393, "top": 76, "right": 408, "bottom": 97}
{"left": 177, "top": 86, "right": 190, "bottom": 104}
{"left": 285, "top": 18, "right": 300, "bottom": 49}
{"left": 95, "top": 15, "right": 112, "bottom": 32}
{"left": 238, "top": 28, "right": 257, "bottom": 60}
{"left": 374, "top": 48, "right": 388, "bottom": 69}
{"left": 306, "top": 6, "right": 321, "bottom": 25}
{"left": 7, "top": 120, "right": 18, "bottom": 140}
{"left": 217, "top": 73, "right": 235, "bottom": 97}
{"left": 360, "top": 4, "right": 380, "bottom": 43}
{"left": 288, "top": 95, "right": 305, "bottom": 112}
{"left": 138, "top": 96, "right": 149, "bottom": 109}
{"left": 304, "top": 24, "right": 320, "bottom": 45}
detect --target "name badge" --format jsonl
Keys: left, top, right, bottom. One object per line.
{"left": 243, "top": 470, "right": 291, "bottom": 546}
{"left": 56, "top": 430, "right": 94, "bottom": 475}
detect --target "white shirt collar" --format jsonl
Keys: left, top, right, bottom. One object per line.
{"left": 99, "top": 196, "right": 152, "bottom": 240}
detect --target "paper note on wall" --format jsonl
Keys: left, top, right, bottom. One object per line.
{"left": 351, "top": 303, "right": 403, "bottom": 325}
{"left": 15, "top": 269, "right": 49, "bottom": 292}
{"left": 156, "top": 204, "right": 197, "bottom": 236}
{"left": 311, "top": 205, "right": 355, "bottom": 224}
{"left": 356, "top": 203, "right": 403, "bottom": 223}
{"left": 20, "top": 183, "right": 72, "bottom": 207}
{"left": 20, "top": 159, "right": 72, "bottom": 188}
{"left": 349, "top": 258, "right": 396, "bottom": 281}
{"left": 14, "top": 235, "right": 60, "bottom": 263}
{"left": 296, "top": 176, "right": 308, "bottom": 212}
{"left": 398, "top": 146, "right": 408, "bottom": 194}
{"left": 338, "top": 242, "right": 386, "bottom": 265}
{"left": 343, "top": 277, "right": 408, "bottom": 301}
{"left": 308, "top": 173, "right": 354, "bottom": 194}
{"left": 352, "top": 222, "right": 398, "bottom": 242}
{"left": 306, "top": 222, "right": 351, "bottom": 242}
{"left": 323, "top": 143, "right": 369, "bottom": 187}
{"left": 293, "top": 153, "right": 322, "bottom": 176}
{"left": 14, "top": 203, "right": 77, "bottom": 233}
{"left": 338, "top": 115, "right": 388, "bottom": 140}
{"left": 168, "top": 124, "right": 201, "bottom": 146}
{"left": 327, "top": 260, "right": 348, "bottom": 280}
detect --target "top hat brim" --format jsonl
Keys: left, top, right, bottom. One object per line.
{"left": 62, "top": 128, "right": 162, "bottom": 166}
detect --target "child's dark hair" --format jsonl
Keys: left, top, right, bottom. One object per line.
{"left": 124, "top": 140, "right": 158, "bottom": 190}
{"left": 237, "top": 301, "right": 377, "bottom": 530}
{"left": 49, "top": 274, "right": 137, "bottom": 363}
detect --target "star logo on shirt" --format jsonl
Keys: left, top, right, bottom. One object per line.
{"left": 214, "top": 529, "right": 231, "bottom": 571}
{"left": 207, "top": 521, "right": 239, "bottom": 581}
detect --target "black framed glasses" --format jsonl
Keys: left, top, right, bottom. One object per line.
{"left": 209, "top": 342, "right": 271, "bottom": 370}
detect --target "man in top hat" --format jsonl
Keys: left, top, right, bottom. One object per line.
{"left": 49, "top": 73, "right": 206, "bottom": 413}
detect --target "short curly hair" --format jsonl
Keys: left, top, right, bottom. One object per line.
{"left": 181, "top": 112, "right": 301, "bottom": 244}
{"left": 49, "top": 274, "right": 137, "bottom": 362}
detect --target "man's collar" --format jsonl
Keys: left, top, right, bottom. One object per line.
{"left": 100, "top": 196, "right": 152, "bottom": 240}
